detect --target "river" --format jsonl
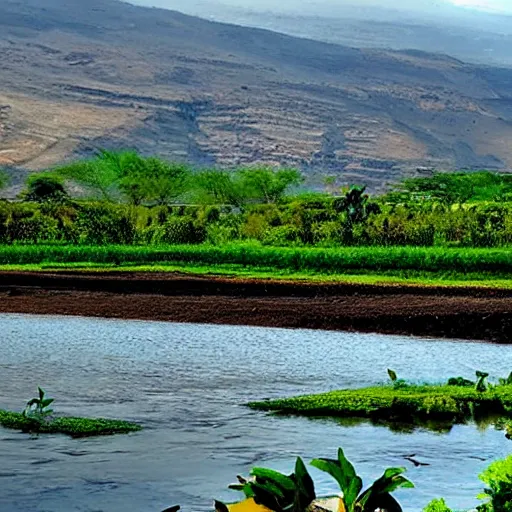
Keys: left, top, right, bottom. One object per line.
{"left": 1, "top": 313, "right": 511, "bottom": 512}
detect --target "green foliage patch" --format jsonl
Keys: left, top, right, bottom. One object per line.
{"left": 7, "top": 155, "right": 512, "bottom": 251}
{"left": 248, "top": 383, "right": 512, "bottom": 424}
{"left": 478, "top": 454, "right": 512, "bottom": 512}
{"left": 217, "top": 447, "right": 413, "bottom": 512}
{"left": 0, "top": 409, "right": 141, "bottom": 437}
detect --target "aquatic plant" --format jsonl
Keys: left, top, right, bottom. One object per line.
{"left": 161, "top": 453, "right": 512, "bottom": 512}
{"left": 23, "top": 387, "right": 54, "bottom": 423}
{"left": 476, "top": 371, "right": 490, "bottom": 393}
{"left": 388, "top": 369, "right": 398, "bottom": 383}
{"left": 498, "top": 372, "right": 512, "bottom": 387}
{"left": 221, "top": 457, "right": 316, "bottom": 512}
{"left": 387, "top": 369, "right": 407, "bottom": 389}
{"left": 311, "top": 448, "right": 413, "bottom": 512}
{"left": 216, "top": 448, "right": 413, "bottom": 512}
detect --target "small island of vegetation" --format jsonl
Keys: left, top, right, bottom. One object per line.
{"left": 249, "top": 370, "right": 512, "bottom": 432}
{"left": 0, "top": 387, "right": 141, "bottom": 438}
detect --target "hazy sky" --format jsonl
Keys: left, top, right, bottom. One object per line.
{"left": 451, "top": 0, "right": 512, "bottom": 11}
{"left": 131, "top": 0, "right": 512, "bottom": 14}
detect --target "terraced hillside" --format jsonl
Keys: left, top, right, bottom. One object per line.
{"left": 1, "top": 0, "right": 512, "bottom": 192}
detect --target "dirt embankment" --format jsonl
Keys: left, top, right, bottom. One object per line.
{"left": 0, "top": 271, "right": 511, "bottom": 342}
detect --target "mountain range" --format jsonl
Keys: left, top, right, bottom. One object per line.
{"left": 1, "top": 0, "right": 512, "bottom": 192}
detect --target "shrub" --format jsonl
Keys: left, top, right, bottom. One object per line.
{"left": 423, "top": 498, "right": 452, "bottom": 512}
{"left": 75, "top": 204, "right": 136, "bottom": 245}
{"left": 262, "top": 225, "right": 301, "bottom": 246}
{"left": 478, "top": 455, "right": 512, "bottom": 512}
{"left": 151, "top": 217, "right": 206, "bottom": 245}
{"left": 242, "top": 213, "right": 269, "bottom": 240}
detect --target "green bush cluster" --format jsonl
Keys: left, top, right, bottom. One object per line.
{"left": 4, "top": 156, "right": 512, "bottom": 249}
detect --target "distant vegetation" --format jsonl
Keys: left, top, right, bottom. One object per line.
{"left": 2, "top": 153, "right": 512, "bottom": 286}
{"left": 2, "top": 153, "right": 512, "bottom": 250}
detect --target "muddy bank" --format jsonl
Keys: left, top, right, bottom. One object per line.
{"left": 0, "top": 271, "right": 511, "bottom": 342}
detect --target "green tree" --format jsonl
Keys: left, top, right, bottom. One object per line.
{"left": 22, "top": 174, "right": 68, "bottom": 203}
{"left": 55, "top": 152, "right": 121, "bottom": 201}
{"left": 334, "top": 186, "right": 380, "bottom": 224}
{"left": 240, "top": 167, "right": 303, "bottom": 204}
{"left": 399, "top": 173, "right": 475, "bottom": 205}
{"left": 193, "top": 170, "right": 247, "bottom": 208}
{"left": 58, "top": 151, "right": 191, "bottom": 206}
{"left": 140, "top": 159, "right": 190, "bottom": 206}
{"left": 333, "top": 186, "right": 380, "bottom": 245}
{"left": 323, "top": 175, "right": 338, "bottom": 195}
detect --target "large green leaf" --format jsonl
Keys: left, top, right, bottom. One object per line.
{"left": 250, "top": 482, "right": 283, "bottom": 511}
{"left": 373, "top": 467, "right": 413, "bottom": 493}
{"left": 41, "top": 398, "right": 54, "bottom": 409}
{"left": 311, "top": 448, "right": 362, "bottom": 510}
{"left": 249, "top": 466, "right": 299, "bottom": 511}
{"left": 362, "top": 492, "right": 403, "bottom": 512}
{"left": 251, "top": 468, "right": 296, "bottom": 493}
{"left": 292, "top": 457, "right": 316, "bottom": 512}
{"left": 162, "top": 506, "right": 181, "bottom": 512}
{"left": 387, "top": 369, "right": 398, "bottom": 383}
{"left": 357, "top": 467, "right": 413, "bottom": 512}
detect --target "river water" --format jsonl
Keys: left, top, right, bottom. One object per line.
{"left": 1, "top": 314, "right": 511, "bottom": 512}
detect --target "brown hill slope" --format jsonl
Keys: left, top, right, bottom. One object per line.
{"left": 1, "top": 0, "right": 512, "bottom": 192}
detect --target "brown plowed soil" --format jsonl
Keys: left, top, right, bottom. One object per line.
{"left": 1, "top": 271, "right": 512, "bottom": 342}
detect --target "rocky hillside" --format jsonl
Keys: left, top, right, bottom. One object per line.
{"left": 1, "top": 0, "right": 512, "bottom": 192}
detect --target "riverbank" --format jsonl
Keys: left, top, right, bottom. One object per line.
{"left": 1, "top": 271, "right": 512, "bottom": 342}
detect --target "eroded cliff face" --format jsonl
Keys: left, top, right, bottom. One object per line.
{"left": 1, "top": 0, "right": 512, "bottom": 194}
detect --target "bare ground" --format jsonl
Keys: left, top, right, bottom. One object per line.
{"left": 1, "top": 271, "right": 511, "bottom": 342}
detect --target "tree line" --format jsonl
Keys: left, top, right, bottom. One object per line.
{"left": 1, "top": 151, "right": 303, "bottom": 207}
{"left": 1, "top": 153, "right": 512, "bottom": 248}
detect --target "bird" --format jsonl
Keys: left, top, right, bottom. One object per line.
{"left": 404, "top": 456, "right": 430, "bottom": 467}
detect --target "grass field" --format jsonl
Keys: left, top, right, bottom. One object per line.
{"left": 2, "top": 244, "right": 512, "bottom": 288}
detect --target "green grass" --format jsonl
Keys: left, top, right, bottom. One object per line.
{"left": 1, "top": 243, "right": 512, "bottom": 272}
{"left": 2, "top": 244, "right": 512, "bottom": 288}
{"left": 3, "top": 261, "right": 512, "bottom": 289}
{"left": 0, "top": 410, "right": 142, "bottom": 437}
{"left": 248, "top": 384, "right": 512, "bottom": 424}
